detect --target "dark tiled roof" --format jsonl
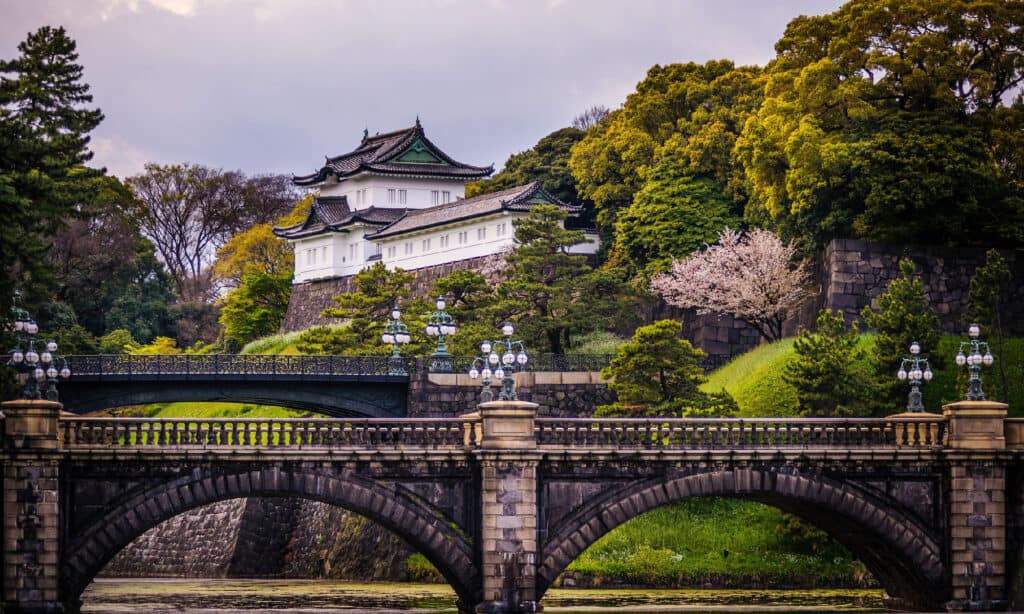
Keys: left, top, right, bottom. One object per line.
{"left": 273, "top": 196, "right": 408, "bottom": 239}
{"left": 366, "top": 182, "right": 581, "bottom": 240}
{"left": 292, "top": 120, "right": 493, "bottom": 186}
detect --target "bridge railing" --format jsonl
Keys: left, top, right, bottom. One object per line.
{"left": 60, "top": 417, "right": 481, "bottom": 449}
{"left": 534, "top": 416, "right": 948, "bottom": 449}
{"left": 65, "top": 354, "right": 413, "bottom": 378}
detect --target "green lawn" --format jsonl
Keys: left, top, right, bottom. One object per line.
{"left": 566, "top": 498, "right": 869, "bottom": 588}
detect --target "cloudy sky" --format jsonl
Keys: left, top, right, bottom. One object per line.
{"left": 1, "top": 0, "right": 843, "bottom": 179}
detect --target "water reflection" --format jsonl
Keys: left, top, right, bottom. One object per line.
{"left": 82, "top": 579, "right": 889, "bottom": 613}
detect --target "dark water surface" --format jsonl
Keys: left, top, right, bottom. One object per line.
{"left": 82, "top": 579, "right": 891, "bottom": 613}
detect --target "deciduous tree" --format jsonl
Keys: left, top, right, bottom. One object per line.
{"left": 126, "top": 163, "right": 296, "bottom": 299}
{"left": 737, "top": 0, "right": 1024, "bottom": 250}
{"left": 219, "top": 272, "right": 292, "bottom": 348}
{"left": 651, "top": 228, "right": 811, "bottom": 341}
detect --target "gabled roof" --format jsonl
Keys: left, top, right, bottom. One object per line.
{"left": 292, "top": 119, "right": 494, "bottom": 186}
{"left": 272, "top": 195, "right": 408, "bottom": 240}
{"left": 366, "top": 182, "right": 581, "bottom": 240}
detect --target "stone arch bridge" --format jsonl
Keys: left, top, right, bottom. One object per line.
{"left": 0, "top": 397, "right": 1021, "bottom": 612}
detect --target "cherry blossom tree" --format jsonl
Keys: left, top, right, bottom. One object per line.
{"left": 650, "top": 228, "right": 811, "bottom": 341}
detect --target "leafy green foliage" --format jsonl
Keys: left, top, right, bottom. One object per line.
{"left": 46, "top": 175, "right": 175, "bottom": 342}
{"left": 466, "top": 127, "right": 595, "bottom": 226}
{"left": 98, "top": 329, "right": 138, "bottom": 354}
{"left": 861, "top": 260, "right": 942, "bottom": 413}
{"left": 598, "top": 320, "right": 736, "bottom": 417}
{"left": 569, "top": 60, "right": 763, "bottom": 244}
{"left": 736, "top": 0, "right": 1024, "bottom": 251}
{"left": 783, "top": 310, "right": 870, "bottom": 416}
{"left": 616, "top": 160, "right": 740, "bottom": 278}
{"left": 44, "top": 325, "right": 100, "bottom": 355}
{"left": 129, "top": 336, "right": 182, "bottom": 355}
{"left": 219, "top": 272, "right": 292, "bottom": 348}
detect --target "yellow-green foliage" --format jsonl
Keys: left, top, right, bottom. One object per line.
{"left": 405, "top": 553, "right": 442, "bottom": 583}
{"left": 138, "top": 403, "right": 306, "bottom": 419}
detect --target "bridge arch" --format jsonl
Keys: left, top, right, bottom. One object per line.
{"left": 538, "top": 468, "right": 946, "bottom": 610}
{"left": 62, "top": 467, "right": 479, "bottom": 609}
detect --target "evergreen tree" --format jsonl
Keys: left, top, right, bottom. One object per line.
{"left": 966, "top": 249, "right": 1012, "bottom": 402}
{"left": 497, "top": 205, "right": 589, "bottom": 354}
{"left": 861, "top": 259, "right": 941, "bottom": 413}
{"left": 783, "top": 309, "right": 870, "bottom": 417}
{"left": 301, "top": 262, "right": 430, "bottom": 356}
{"left": 597, "top": 319, "right": 736, "bottom": 417}
{"left": 0, "top": 26, "right": 104, "bottom": 318}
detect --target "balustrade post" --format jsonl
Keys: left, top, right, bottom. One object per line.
{"left": 943, "top": 400, "right": 1009, "bottom": 612}
{"left": 1, "top": 399, "right": 66, "bottom": 612}
{"left": 473, "top": 400, "right": 541, "bottom": 613}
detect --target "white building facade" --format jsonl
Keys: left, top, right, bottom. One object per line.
{"left": 276, "top": 121, "right": 597, "bottom": 283}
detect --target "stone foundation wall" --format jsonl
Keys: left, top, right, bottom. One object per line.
{"left": 407, "top": 370, "right": 614, "bottom": 417}
{"left": 821, "top": 240, "right": 1024, "bottom": 334}
{"left": 280, "top": 254, "right": 507, "bottom": 333}
{"left": 103, "top": 499, "right": 246, "bottom": 577}
{"left": 102, "top": 498, "right": 420, "bottom": 582}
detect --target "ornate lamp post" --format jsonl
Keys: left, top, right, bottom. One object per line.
{"left": 955, "top": 323, "right": 994, "bottom": 401}
{"left": 896, "top": 341, "right": 933, "bottom": 412}
{"left": 467, "top": 356, "right": 494, "bottom": 403}
{"left": 380, "top": 304, "right": 412, "bottom": 376}
{"left": 468, "top": 322, "right": 528, "bottom": 401}
{"left": 425, "top": 295, "right": 456, "bottom": 373}
{"left": 7, "top": 304, "right": 70, "bottom": 401}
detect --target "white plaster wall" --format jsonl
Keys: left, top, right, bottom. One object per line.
{"left": 316, "top": 174, "right": 468, "bottom": 210}
{"left": 568, "top": 231, "right": 601, "bottom": 255}
{"left": 372, "top": 213, "right": 517, "bottom": 271}
{"left": 290, "top": 214, "right": 598, "bottom": 282}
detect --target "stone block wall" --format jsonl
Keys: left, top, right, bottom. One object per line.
{"left": 407, "top": 370, "right": 615, "bottom": 417}
{"left": 103, "top": 497, "right": 419, "bottom": 581}
{"left": 821, "top": 240, "right": 1024, "bottom": 334}
{"left": 103, "top": 499, "right": 246, "bottom": 577}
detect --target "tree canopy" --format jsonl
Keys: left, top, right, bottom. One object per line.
{"left": 736, "top": 0, "right": 1024, "bottom": 250}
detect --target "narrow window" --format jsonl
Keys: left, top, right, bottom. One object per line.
{"left": 387, "top": 188, "right": 396, "bottom": 204}
{"left": 398, "top": 189, "right": 407, "bottom": 204}
{"left": 431, "top": 190, "right": 439, "bottom": 205}
{"left": 442, "top": 191, "right": 451, "bottom": 203}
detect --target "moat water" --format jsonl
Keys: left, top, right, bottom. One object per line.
{"left": 82, "top": 579, "right": 890, "bottom": 613}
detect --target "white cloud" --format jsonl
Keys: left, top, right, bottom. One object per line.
{"left": 89, "top": 135, "right": 152, "bottom": 179}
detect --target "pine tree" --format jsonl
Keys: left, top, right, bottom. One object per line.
{"left": 966, "top": 249, "right": 1012, "bottom": 402}
{"left": 783, "top": 310, "right": 870, "bottom": 417}
{"left": 497, "top": 205, "right": 589, "bottom": 354}
{"left": 861, "top": 259, "right": 941, "bottom": 413}
{"left": 597, "top": 319, "right": 736, "bottom": 417}
{"left": 0, "top": 26, "right": 104, "bottom": 318}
